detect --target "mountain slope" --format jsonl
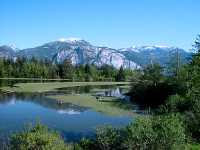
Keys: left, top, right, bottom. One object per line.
{"left": 119, "top": 46, "right": 191, "bottom": 66}
{"left": 0, "top": 45, "right": 16, "bottom": 58}
{"left": 0, "top": 40, "right": 192, "bottom": 69}
{"left": 17, "top": 40, "right": 140, "bottom": 69}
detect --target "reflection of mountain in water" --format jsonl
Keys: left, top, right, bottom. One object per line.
{"left": 0, "top": 85, "right": 135, "bottom": 143}
{"left": 57, "top": 109, "right": 81, "bottom": 115}
{"left": 0, "top": 94, "right": 88, "bottom": 113}
{"left": 96, "top": 88, "right": 124, "bottom": 98}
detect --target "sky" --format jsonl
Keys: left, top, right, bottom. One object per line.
{"left": 0, "top": 0, "right": 200, "bottom": 50}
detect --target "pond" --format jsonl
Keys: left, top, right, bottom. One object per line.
{"left": 0, "top": 84, "right": 140, "bottom": 142}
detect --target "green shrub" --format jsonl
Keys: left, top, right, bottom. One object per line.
{"left": 160, "top": 92, "right": 200, "bottom": 142}
{"left": 159, "top": 94, "right": 190, "bottom": 113}
{"left": 152, "top": 114, "right": 186, "bottom": 149}
{"left": 9, "top": 123, "right": 67, "bottom": 150}
{"left": 185, "top": 144, "right": 200, "bottom": 150}
{"left": 76, "top": 138, "right": 96, "bottom": 150}
{"left": 77, "top": 126, "right": 123, "bottom": 150}
{"left": 77, "top": 114, "right": 186, "bottom": 150}
{"left": 123, "top": 114, "right": 186, "bottom": 150}
{"left": 123, "top": 117, "right": 156, "bottom": 149}
{"left": 95, "top": 126, "right": 122, "bottom": 150}
{"left": 184, "top": 112, "right": 200, "bottom": 142}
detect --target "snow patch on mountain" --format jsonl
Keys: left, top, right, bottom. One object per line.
{"left": 0, "top": 40, "right": 190, "bottom": 70}
{"left": 8, "top": 44, "right": 19, "bottom": 51}
{"left": 58, "top": 37, "right": 82, "bottom": 42}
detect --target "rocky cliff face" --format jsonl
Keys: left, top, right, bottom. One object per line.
{"left": 0, "top": 39, "right": 191, "bottom": 69}
{"left": 0, "top": 45, "right": 16, "bottom": 58}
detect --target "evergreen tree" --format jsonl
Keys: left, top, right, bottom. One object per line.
{"left": 0, "top": 59, "right": 4, "bottom": 78}
{"left": 142, "top": 64, "right": 163, "bottom": 86}
{"left": 62, "top": 59, "right": 74, "bottom": 80}
{"left": 85, "top": 64, "right": 93, "bottom": 81}
{"left": 116, "top": 66, "right": 125, "bottom": 81}
{"left": 0, "top": 57, "right": 132, "bottom": 81}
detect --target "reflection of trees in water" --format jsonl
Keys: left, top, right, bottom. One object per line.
{"left": 50, "top": 85, "right": 127, "bottom": 99}
{"left": 0, "top": 79, "right": 68, "bottom": 88}
{"left": 0, "top": 79, "right": 36, "bottom": 87}
{"left": 0, "top": 79, "right": 16, "bottom": 87}
{"left": 55, "top": 85, "right": 120, "bottom": 95}
{"left": 0, "top": 84, "right": 128, "bottom": 112}
{"left": 0, "top": 93, "right": 87, "bottom": 112}
{"left": 97, "top": 87, "right": 125, "bottom": 98}
{"left": 0, "top": 94, "right": 16, "bottom": 104}
{"left": 0, "top": 135, "right": 9, "bottom": 150}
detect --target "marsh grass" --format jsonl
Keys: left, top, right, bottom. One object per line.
{"left": 47, "top": 94, "right": 135, "bottom": 116}
{"left": 1, "top": 82, "right": 130, "bottom": 93}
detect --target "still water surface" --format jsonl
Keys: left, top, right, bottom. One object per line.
{"left": 0, "top": 85, "right": 134, "bottom": 141}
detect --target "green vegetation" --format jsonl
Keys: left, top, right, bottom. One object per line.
{"left": 47, "top": 94, "right": 134, "bottom": 116}
{"left": 2, "top": 35, "right": 200, "bottom": 149}
{"left": 77, "top": 114, "right": 186, "bottom": 150}
{"left": 129, "top": 63, "right": 186, "bottom": 107}
{"left": 8, "top": 115, "right": 186, "bottom": 150}
{"left": 128, "top": 35, "right": 200, "bottom": 147}
{"left": 0, "top": 57, "right": 137, "bottom": 82}
{"left": 115, "top": 66, "right": 126, "bottom": 81}
{"left": 1, "top": 81, "right": 130, "bottom": 93}
{"left": 9, "top": 123, "right": 67, "bottom": 150}
{"left": 155, "top": 35, "right": 200, "bottom": 143}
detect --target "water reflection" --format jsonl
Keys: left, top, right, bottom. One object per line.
{"left": 0, "top": 79, "right": 71, "bottom": 87}
{"left": 51, "top": 85, "right": 128, "bottom": 97}
{"left": 0, "top": 92, "right": 132, "bottom": 142}
{"left": 0, "top": 93, "right": 88, "bottom": 113}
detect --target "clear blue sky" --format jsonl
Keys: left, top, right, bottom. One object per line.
{"left": 0, "top": 0, "right": 200, "bottom": 50}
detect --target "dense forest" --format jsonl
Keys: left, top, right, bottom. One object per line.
{"left": 0, "top": 57, "right": 136, "bottom": 82}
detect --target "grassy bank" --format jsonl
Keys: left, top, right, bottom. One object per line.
{"left": 1, "top": 81, "right": 134, "bottom": 116}
{"left": 1, "top": 82, "right": 130, "bottom": 93}
{"left": 0, "top": 78, "right": 71, "bottom": 81}
{"left": 47, "top": 94, "right": 134, "bottom": 116}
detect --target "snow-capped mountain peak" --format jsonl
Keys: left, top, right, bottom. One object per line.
{"left": 0, "top": 40, "right": 191, "bottom": 69}
{"left": 58, "top": 37, "right": 82, "bottom": 43}
{"left": 8, "top": 44, "right": 19, "bottom": 51}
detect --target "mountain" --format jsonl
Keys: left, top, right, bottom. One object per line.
{"left": 119, "top": 46, "right": 191, "bottom": 66}
{"left": 17, "top": 39, "right": 139, "bottom": 69}
{"left": 0, "top": 39, "right": 192, "bottom": 69}
{"left": 0, "top": 45, "right": 16, "bottom": 58}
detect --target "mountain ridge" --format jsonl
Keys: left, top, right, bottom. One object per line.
{"left": 0, "top": 40, "right": 191, "bottom": 69}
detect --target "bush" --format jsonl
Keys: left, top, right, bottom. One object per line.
{"left": 76, "top": 138, "right": 96, "bottom": 150}
{"left": 95, "top": 126, "right": 122, "bottom": 150}
{"left": 159, "top": 92, "right": 200, "bottom": 142}
{"left": 9, "top": 123, "right": 67, "bottom": 150}
{"left": 184, "top": 112, "right": 200, "bottom": 142}
{"left": 123, "top": 117, "right": 156, "bottom": 149}
{"left": 129, "top": 63, "right": 188, "bottom": 109}
{"left": 152, "top": 114, "right": 186, "bottom": 149}
{"left": 130, "top": 80, "right": 175, "bottom": 108}
{"left": 77, "top": 126, "right": 123, "bottom": 150}
{"left": 158, "top": 94, "right": 190, "bottom": 113}
{"left": 77, "top": 114, "right": 186, "bottom": 150}
{"left": 123, "top": 114, "right": 186, "bottom": 150}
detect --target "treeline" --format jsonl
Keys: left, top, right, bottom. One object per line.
{"left": 0, "top": 57, "right": 136, "bottom": 81}
{"left": 128, "top": 35, "right": 200, "bottom": 148}
{"left": 3, "top": 36, "right": 200, "bottom": 149}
